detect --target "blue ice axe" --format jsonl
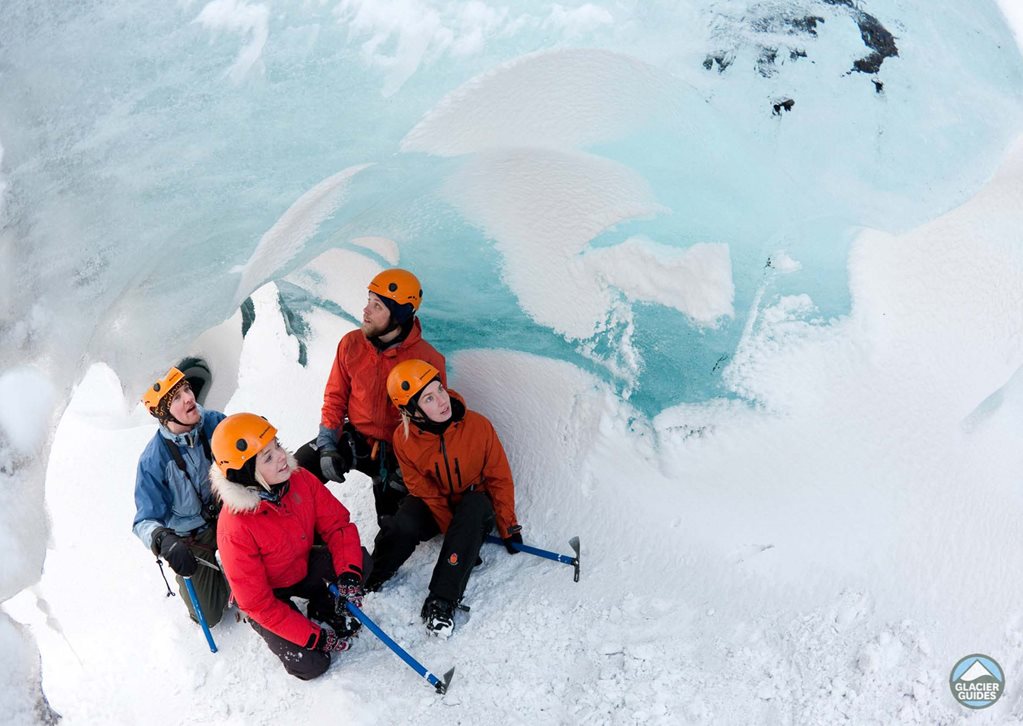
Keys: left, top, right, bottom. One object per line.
{"left": 327, "top": 583, "right": 455, "bottom": 694}
{"left": 183, "top": 577, "right": 218, "bottom": 653}
{"left": 486, "top": 535, "right": 581, "bottom": 582}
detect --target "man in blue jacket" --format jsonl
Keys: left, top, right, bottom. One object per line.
{"left": 133, "top": 366, "right": 230, "bottom": 626}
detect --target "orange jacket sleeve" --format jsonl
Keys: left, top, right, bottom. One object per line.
{"left": 480, "top": 419, "right": 518, "bottom": 538}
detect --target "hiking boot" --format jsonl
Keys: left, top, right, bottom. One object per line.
{"left": 420, "top": 595, "right": 455, "bottom": 638}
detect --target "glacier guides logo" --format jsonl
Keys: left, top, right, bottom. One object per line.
{"left": 949, "top": 654, "right": 1004, "bottom": 709}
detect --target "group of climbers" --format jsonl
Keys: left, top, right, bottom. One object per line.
{"left": 132, "top": 268, "right": 522, "bottom": 679}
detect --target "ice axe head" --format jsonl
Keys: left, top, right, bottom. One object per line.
{"left": 569, "top": 536, "right": 581, "bottom": 582}
{"left": 436, "top": 667, "right": 455, "bottom": 694}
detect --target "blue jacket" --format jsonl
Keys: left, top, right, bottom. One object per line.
{"left": 132, "top": 407, "right": 226, "bottom": 550}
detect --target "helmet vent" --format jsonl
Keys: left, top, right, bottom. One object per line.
{"left": 236, "top": 439, "right": 248, "bottom": 452}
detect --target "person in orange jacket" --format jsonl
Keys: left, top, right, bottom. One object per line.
{"left": 367, "top": 359, "right": 523, "bottom": 637}
{"left": 295, "top": 268, "right": 446, "bottom": 524}
{"left": 210, "top": 413, "right": 370, "bottom": 680}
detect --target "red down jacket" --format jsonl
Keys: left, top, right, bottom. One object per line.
{"left": 212, "top": 464, "right": 362, "bottom": 647}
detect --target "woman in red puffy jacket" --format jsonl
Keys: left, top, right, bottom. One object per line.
{"left": 210, "top": 413, "right": 370, "bottom": 680}
{"left": 367, "top": 360, "right": 522, "bottom": 638}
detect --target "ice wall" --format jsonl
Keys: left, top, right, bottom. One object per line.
{"left": 1, "top": 2, "right": 1021, "bottom": 410}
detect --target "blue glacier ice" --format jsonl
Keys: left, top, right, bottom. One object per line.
{"left": 2, "top": 1, "right": 1021, "bottom": 414}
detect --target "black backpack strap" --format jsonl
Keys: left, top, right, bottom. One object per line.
{"left": 161, "top": 434, "right": 189, "bottom": 476}
{"left": 162, "top": 429, "right": 213, "bottom": 475}
{"left": 160, "top": 433, "right": 207, "bottom": 507}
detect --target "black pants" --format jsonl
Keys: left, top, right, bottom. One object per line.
{"left": 295, "top": 432, "right": 407, "bottom": 524}
{"left": 249, "top": 546, "right": 372, "bottom": 681}
{"left": 369, "top": 491, "right": 494, "bottom": 603}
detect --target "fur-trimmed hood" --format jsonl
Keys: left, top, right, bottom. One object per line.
{"left": 209, "top": 452, "right": 299, "bottom": 514}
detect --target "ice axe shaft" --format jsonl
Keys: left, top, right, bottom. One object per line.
{"left": 327, "top": 583, "right": 454, "bottom": 694}
{"left": 486, "top": 535, "right": 581, "bottom": 582}
{"left": 183, "top": 577, "right": 218, "bottom": 653}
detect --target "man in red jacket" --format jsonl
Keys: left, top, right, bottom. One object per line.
{"left": 211, "top": 413, "right": 369, "bottom": 680}
{"left": 295, "top": 268, "right": 446, "bottom": 524}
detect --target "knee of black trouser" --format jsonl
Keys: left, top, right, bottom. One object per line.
{"left": 457, "top": 491, "right": 494, "bottom": 520}
{"left": 204, "top": 610, "right": 224, "bottom": 628}
{"left": 383, "top": 522, "right": 421, "bottom": 549}
{"left": 388, "top": 509, "right": 428, "bottom": 541}
{"left": 288, "top": 651, "right": 331, "bottom": 681}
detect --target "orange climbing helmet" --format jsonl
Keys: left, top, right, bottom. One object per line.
{"left": 211, "top": 413, "right": 278, "bottom": 476}
{"left": 386, "top": 359, "right": 441, "bottom": 409}
{"left": 141, "top": 367, "right": 186, "bottom": 419}
{"left": 368, "top": 268, "right": 422, "bottom": 315}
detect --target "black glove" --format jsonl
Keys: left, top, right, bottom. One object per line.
{"left": 314, "top": 627, "right": 353, "bottom": 654}
{"left": 152, "top": 527, "right": 198, "bottom": 577}
{"left": 503, "top": 525, "right": 523, "bottom": 555}
{"left": 320, "top": 449, "right": 350, "bottom": 483}
{"left": 329, "top": 573, "right": 364, "bottom": 637}
{"left": 327, "top": 572, "right": 364, "bottom": 638}
{"left": 334, "top": 572, "right": 365, "bottom": 612}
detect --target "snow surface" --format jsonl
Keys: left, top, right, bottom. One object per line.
{"left": 5, "top": 136, "right": 1023, "bottom": 723}
{"left": 400, "top": 49, "right": 669, "bottom": 156}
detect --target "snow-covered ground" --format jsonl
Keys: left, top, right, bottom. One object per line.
{"left": 4, "top": 135, "right": 1022, "bottom": 724}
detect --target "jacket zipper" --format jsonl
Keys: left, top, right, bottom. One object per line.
{"left": 439, "top": 432, "right": 458, "bottom": 510}
{"left": 439, "top": 433, "right": 455, "bottom": 495}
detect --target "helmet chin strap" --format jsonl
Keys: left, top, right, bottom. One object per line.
{"left": 404, "top": 401, "right": 426, "bottom": 423}
{"left": 380, "top": 308, "right": 415, "bottom": 338}
{"left": 163, "top": 409, "right": 198, "bottom": 430}
{"left": 382, "top": 309, "right": 412, "bottom": 337}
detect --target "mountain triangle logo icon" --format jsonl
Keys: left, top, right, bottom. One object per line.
{"left": 949, "top": 654, "right": 1004, "bottom": 709}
